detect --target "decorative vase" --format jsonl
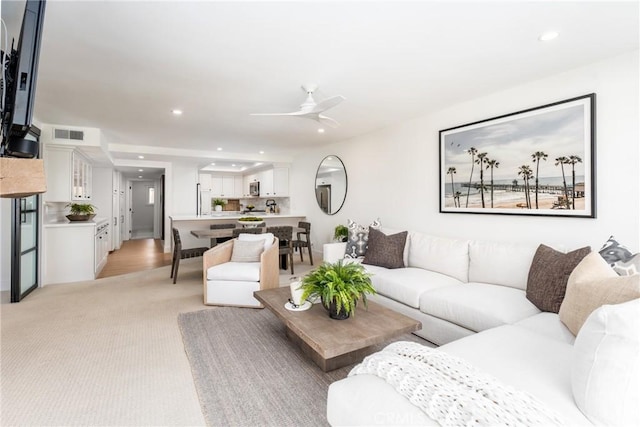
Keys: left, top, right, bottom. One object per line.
{"left": 66, "top": 214, "right": 96, "bottom": 222}
{"left": 322, "top": 296, "right": 351, "bottom": 320}
{"left": 215, "top": 205, "right": 222, "bottom": 212}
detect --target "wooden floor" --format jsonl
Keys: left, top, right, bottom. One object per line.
{"left": 98, "top": 239, "right": 172, "bottom": 279}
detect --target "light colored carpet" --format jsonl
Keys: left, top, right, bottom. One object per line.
{"left": 177, "top": 308, "right": 425, "bottom": 427}
{"left": 1, "top": 257, "right": 315, "bottom": 426}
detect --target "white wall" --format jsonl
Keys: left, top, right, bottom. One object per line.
{"left": 172, "top": 162, "right": 198, "bottom": 216}
{"left": 291, "top": 51, "right": 640, "bottom": 252}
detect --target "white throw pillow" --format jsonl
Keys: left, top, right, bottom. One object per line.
{"left": 237, "top": 232, "right": 274, "bottom": 251}
{"left": 572, "top": 298, "right": 640, "bottom": 426}
{"left": 230, "top": 240, "right": 265, "bottom": 262}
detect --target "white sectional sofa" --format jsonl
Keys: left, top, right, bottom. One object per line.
{"left": 324, "top": 230, "right": 543, "bottom": 345}
{"left": 323, "top": 231, "right": 639, "bottom": 426}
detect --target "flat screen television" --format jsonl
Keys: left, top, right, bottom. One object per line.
{"left": 1, "top": 0, "right": 46, "bottom": 158}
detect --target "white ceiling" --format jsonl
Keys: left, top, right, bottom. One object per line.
{"left": 4, "top": 1, "right": 639, "bottom": 169}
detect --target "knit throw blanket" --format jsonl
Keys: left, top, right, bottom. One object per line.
{"left": 349, "top": 341, "right": 564, "bottom": 426}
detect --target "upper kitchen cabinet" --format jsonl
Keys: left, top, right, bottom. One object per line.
{"left": 199, "top": 173, "right": 213, "bottom": 191}
{"left": 44, "top": 145, "right": 93, "bottom": 202}
{"left": 199, "top": 173, "right": 242, "bottom": 198}
{"left": 259, "top": 167, "right": 289, "bottom": 197}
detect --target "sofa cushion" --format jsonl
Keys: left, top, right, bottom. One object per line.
{"left": 572, "top": 299, "right": 640, "bottom": 427}
{"left": 363, "top": 228, "right": 408, "bottom": 269}
{"left": 206, "top": 261, "right": 260, "bottom": 282}
{"left": 407, "top": 232, "right": 469, "bottom": 282}
{"left": 513, "top": 313, "right": 575, "bottom": 345}
{"left": 420, "top": 283, "right": 540, "bottom": 332}
{"left": 371, "top": 267, "right": 462, "bottom": 309}
{"left": 441, "top": 325, "right": 592, "bottom": 426}
{"left": 344, "top": 218, "right": 381, "bottom": 259}
{"left": 559, "top": 251, "right": 640, "bottom": 335}
{"left": 526, "top": 244, "right": 591, "bottom": 313}
{"left": 468, "top": 240, "right": 538, "bottom": 290}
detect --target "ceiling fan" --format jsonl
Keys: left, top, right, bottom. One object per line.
{"left": 250, "top": 84, "right": 345, "bottom": 128}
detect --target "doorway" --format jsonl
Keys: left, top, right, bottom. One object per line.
{"left": 130, "top": 180, "right": 160, "bottom": 239}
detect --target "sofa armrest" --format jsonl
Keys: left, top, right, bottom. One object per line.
{"left": 260, "top": 237, "right": 280, "bottom": 290}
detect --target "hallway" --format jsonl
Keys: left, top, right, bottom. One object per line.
{"left": 98, "top": 239, "right": 171, "bottom": 278}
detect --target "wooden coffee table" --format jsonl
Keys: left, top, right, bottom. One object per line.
{"left": 254, "top": 287, "right": 421, "bottom": 372}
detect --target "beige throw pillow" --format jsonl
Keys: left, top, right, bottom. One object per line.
{"left": 230, "top": 240, "right": 265, "bottom": 262}
{"left": 559, "top": 251, "right": 640, "bottom": 335}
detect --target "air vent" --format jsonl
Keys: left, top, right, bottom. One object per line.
{"left": 53, "top": 128, "right": 85, "bottom": 141}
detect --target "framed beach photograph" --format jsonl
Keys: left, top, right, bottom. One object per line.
{"left": 439, "top": 94, "right": 596, "bottom": 218}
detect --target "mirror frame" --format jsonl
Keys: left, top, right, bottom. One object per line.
{"left": 314, "top": 155, "right": 348, "bottom": 215}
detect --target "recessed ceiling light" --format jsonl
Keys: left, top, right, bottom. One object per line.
{"left": 138, "top": 169, "right": 143, "bottom": 172}
{"left": 138, "top": 155, "right": 144, "bottom": 159}
{"left": 318, "top": 128, "right": 325, "bottom": 134}
{"left": 210, "top": 162, "right": 216, "bottom": 166}
{"left": 138, "top": 175, "right": 142, "bottom": 178}
{"left": 254, "top": 162, "right": 263, "bottom": 166}
{"left": 259, "top": 150, "right": 264, "bottom": 154}
{"left": 171, "top": 109, "right": 183, "bottom": 115}
{"left": 217, "top": 147, "right": 223, "bottom": 151}
{"left": 232, "top": 164, "right": 236, "bottom": 167}
{"left": 538, "top": 31, "right": 559, "bottom": 42}
{"left": 241, "top": 167, "right": 246, "bottom": 171}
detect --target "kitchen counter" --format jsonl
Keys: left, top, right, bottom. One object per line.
{"left": 169, "top": 213, "right": 304, "bottom": 221}
{"left": 44, "top": 216, "right": 109, "bottom": 227}
{"left": 169, "top": 213, "right": 306, "bottom": 250}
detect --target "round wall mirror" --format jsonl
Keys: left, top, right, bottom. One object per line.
{"left": 315, "top": 155, "right": 347, "bottom": 215}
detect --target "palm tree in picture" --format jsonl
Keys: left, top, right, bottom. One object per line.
{"left": 555, "top": 156, "right": 570, "bottom": 208}
{"left": 486, "top": 159, "right": 500, "bottom": 208}
{"left": 454, "top": 191, "right": 462, "bottom": 208}
{"left": 475, "top": 152, "right": 488, "bottom": 208}
{"left": 512, "top": 179, "right": 518, "bottom": 191}
{"left": 518, "top": 165, "right": 533, "bottom": 209}
{"left": 531, "top": 151, "right": 548, "bottom": 209}
{"left": 465, "top": 147, "right": 478, "bottom": 208}
{"left": 446, "top": 167, "right": 457, "bottom": 207}
{"left": 568, "top": 155, "right": 583, "bottom": 209}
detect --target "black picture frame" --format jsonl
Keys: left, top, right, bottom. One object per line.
{"left": 439, "top": 93, "right": 596, "bottom": 218}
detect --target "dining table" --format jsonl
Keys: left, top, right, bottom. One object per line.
{"left": 190, "top": 227, "right": 306, "bottom": 270}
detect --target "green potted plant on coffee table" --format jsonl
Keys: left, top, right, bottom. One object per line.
{"left": 299, "top": 260, "right": 375, "bottom": 320}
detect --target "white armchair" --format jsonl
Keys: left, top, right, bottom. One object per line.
{"left": 203, "top": 234, "right": 280, "bottom": 308}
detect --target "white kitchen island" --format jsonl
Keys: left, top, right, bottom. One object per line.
{"left": 169, "top": 213, "right": 306, "bottom": 250}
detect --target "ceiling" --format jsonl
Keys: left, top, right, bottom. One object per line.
{"left": 3, "top": 1, "right": 638, "bottom": 170}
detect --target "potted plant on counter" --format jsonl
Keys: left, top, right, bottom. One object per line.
{"left": 212, "top": 198, "right": 227, "bottom": 212}
{"left": 237, "top": 216, "right": 264, "bottom": 228}
{"left": 65, "top": 203, "right": 97, "bottom": 222}
{"left": 299, "top": 260, "right": 375, "bottom": 320}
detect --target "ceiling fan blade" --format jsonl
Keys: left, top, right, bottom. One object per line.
{"left": 318, "top": 114, "right": 340, "bottom": 128}
{"left": 310, "top": 95, "right": 345, "bottom": 114}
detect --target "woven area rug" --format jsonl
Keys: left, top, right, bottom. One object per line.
{"left": 177, "top": 307, "right": 422, "bottom": 426}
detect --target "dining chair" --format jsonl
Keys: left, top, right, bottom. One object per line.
{"left": 171, "top": 228, "right": 208, "bottom": 284}
{"left": 232, "top": 227, "right": 263, "bottom": 238}
{"left": 266, "top": 226, "right": 294, "bottom": 274}
{"left": 209, "top": 223, "right": 236, "bottom": 247}
{"left": 292, "top": 221, "right": 313, "bottom": 265}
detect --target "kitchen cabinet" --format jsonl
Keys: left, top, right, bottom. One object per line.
{"left": 272, "top": 167, "right": 289, "bottom": 197}
{"left": 208, "top": 174, "right": 239, "bottom": 198}
{"left": 252, "top": 167, "right": 289, "bottom": 197}
{"left": 44, "top": 145, "right": 92, "bottom": 202}
{"left": 199, "top": 173, "right": 212, "bottom": 191}
{"left": 43, "top": 219, "right": 109, "bottom": 285}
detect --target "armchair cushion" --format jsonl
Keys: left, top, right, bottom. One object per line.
{"left": 238, "top": 232, "right": 275, "bottom": 251}
{"left": 207, "top": 261, "right": 261, "bottom": 282}
{"left": 231, "top": 240, "right": 264, "bottom": 262}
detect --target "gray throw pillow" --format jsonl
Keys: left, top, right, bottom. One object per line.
{"left": 599, "top": 236, "right": 640, "bottom": 276}
{"left": 363, "top": 228, "right": 408, "bottom": 269}
{"left": 231, "top": 240, "right": 264, "bottom": 262}
{"left": 526, "top": 244, "right": 591, "bottom": 313}
{"left": 344, "top": 218, "right": 381, "bottom": 259}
